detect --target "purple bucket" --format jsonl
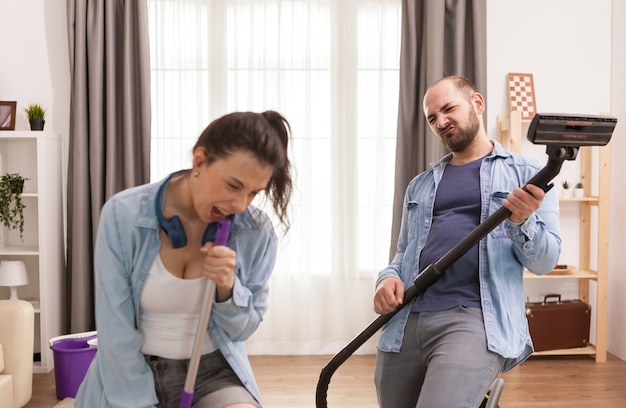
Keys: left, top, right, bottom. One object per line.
{"left": 50, "top": 336, "right": 97, "bottom": 399}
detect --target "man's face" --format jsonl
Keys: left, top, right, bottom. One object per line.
{"left": 423, "top": 81, "right": 481, "bottom": 153}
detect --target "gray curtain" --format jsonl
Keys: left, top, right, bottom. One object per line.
{"left": 66, "top": 0, "right": 151, "bottom": 332}
{"left": 389, "top": 0, "right": 486, "bottom": 258}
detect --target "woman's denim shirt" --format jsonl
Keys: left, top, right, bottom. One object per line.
{"left": 74, "top": 175, "right": 277, "bottom": 407}
{"left": 376, "top": 141, "right": 561, "bottom": 372}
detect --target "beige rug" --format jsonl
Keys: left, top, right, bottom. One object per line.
{"left": 53, "top": 398, "right": 74, "bottom": 408}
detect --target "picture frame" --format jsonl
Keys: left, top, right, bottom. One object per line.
{"left": 0, "top": 101, "right": 17, "bottom": 131}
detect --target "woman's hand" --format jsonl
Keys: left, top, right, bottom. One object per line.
{"left": 200, "top": 243, "right": 237, "bottom": 302}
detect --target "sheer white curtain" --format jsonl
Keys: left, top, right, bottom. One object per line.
{"left": 148, "top": 0, "right": 400, "bottom": 354}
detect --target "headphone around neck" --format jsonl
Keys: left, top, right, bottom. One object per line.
{"left": 155, "top": 172, "right": 225, "bottom": 248}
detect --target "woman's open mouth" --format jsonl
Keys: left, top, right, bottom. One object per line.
{"left": 211, "top": 206, "right": 228, "bottom": 220}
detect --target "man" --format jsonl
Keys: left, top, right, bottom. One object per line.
{"left": 373, "top": 76, "right": 561, "bottom": 408}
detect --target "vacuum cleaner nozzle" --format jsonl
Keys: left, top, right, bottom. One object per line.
{"left": 528, "top": 113, "right": 617, "bottom": 147}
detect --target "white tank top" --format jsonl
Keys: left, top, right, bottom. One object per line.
{"left": 139, "top": 254, "right": 218, "bottom": 359}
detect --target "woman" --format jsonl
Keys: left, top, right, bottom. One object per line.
{"left": 75, "top": 111, "right": 293, "bottom": 408}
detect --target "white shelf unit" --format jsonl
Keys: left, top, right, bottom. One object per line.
{"left": 0, "top": 131, "right": 64, "bottom": 373}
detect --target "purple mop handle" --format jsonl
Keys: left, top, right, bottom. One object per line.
{"left": 180, "top": 219, "right": 231, "bottom": 408}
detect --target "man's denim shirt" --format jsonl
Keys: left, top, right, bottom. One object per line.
{"left": 74, "top": 175, "right": 277, "bottom": 407}
{"left": 376, "top": 141, "right": 561, "bottom": 372}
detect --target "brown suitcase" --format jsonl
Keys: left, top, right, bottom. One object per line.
{"left": 525, "top": 293, "right": 591, "bottom": 352}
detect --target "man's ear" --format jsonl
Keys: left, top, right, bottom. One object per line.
{"left": 471, "top": 92, "right": 485, "bottom": 114}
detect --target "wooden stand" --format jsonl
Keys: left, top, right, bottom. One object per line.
{"left": 497, "top": 114, "right": 609, "bottom": 363}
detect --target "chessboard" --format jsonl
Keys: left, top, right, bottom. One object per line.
{"left": 507, "top": 72, "right": 537, "bottom": 120}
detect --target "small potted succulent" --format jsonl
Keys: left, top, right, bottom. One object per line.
{"left": 561, "top": 180, "right": 571, "bottom": 198}
{"left": 574, "top": 182, "right": 584, "bottom": 198}
{"left": 24, "top": 103, "right": 47, "bottom": 131}
{"left": 0, "top": 172, "right": 28, "bottom": 241}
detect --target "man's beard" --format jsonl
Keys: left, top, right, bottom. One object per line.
{"left": 439, "top": 111, "right": 480, "bottom": 152}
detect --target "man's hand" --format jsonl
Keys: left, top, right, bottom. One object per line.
{"left": 374, "top": 277, "right": 405, "bottom": 314}
{"left": 504, "top": 184, "right": 545, "bottom": 224}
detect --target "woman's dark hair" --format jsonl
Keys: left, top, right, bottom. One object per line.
{"left": 193, "top": 111, "right": 293, "bottom": 231}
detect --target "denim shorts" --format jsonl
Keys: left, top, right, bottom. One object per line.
{"left": 145, "top": 350, "right": 260, "bottom": 408}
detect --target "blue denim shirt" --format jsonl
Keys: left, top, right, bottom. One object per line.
{"left": 376, "top": 141, "right": 561, "bottom": 372}
{"left": 74, "top": 175, "right": 277, "bottom": 407}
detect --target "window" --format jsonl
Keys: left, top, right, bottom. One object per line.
{"left": 149, "top": 0, "right": 400, "bottom": 280}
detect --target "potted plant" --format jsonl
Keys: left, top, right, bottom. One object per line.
{"left": 0, "top": 173, "right": 28, "bottom": 241}
{"left": 574, "top": 182, "right": 584, "bottom": 198}
{"left": 561, "top": 180, "right": 571, "bottom": 198}
{"left": 24, "top": 103, "right": 47, "bottom": 131}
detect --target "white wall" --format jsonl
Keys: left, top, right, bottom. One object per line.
{"left": 0, "top": 0, "right": 71, "bottom": 257}
{"left": 608, "top": 0, "right": 626, "bottom": 360}
{"left": 1, "top": 0, "right": 625, "bottom": 360}
{"left": 486, "top": 0, "right": 612, "bottom": 195}
{"left": 0, "top": 0, "right": 70, "bottom": 135}
{"left": 487, "top": 0, "right": 626, "bottom": 360}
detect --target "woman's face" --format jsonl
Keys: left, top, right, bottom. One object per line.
{"left": 191, "top": 149, "right": 273, "bottom": 223}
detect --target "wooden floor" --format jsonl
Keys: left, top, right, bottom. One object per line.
{"left": 25, "top": 354, "right": 626, "bottom": 408}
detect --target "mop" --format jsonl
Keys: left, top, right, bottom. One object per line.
{"left": 179, "top": 218, "right": 231, "bottom": 408}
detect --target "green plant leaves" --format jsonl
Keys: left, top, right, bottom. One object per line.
{"left": 0, "top": 173, "right": 28, "bottom": 240}
{"left": 24, "top": 103, "right": 47, "bottom": 121}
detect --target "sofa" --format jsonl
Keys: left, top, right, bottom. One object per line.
{"left": 0, "top": 300, "right": 34, "bottom": 408}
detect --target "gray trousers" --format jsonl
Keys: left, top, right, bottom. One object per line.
{"left": 374, "top": 306, "right": 504, "bottom": 408}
